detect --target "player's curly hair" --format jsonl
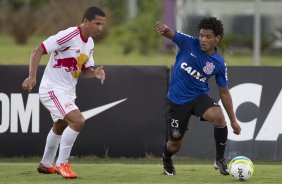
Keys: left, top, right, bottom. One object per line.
{"left": 197, "top": 17, "right": 224, "bottom": 38}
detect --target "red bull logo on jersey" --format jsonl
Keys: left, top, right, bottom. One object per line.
{"left": 71, "top": 54, "right": 89, "bottom": 78}
{"left": 52, "top": 54, "right": 89, "bottom": 78}
{"left": 53, "top": 57, "right": 78, "bottom": 72}
{"left": 203, "top": 62, "right": 215, "bottom": 75}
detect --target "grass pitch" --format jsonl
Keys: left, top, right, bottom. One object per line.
{"left": 0, "top": 158, "right": 281, "bottom": 184}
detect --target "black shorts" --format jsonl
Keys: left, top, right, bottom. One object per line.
{"left": 166, "top": 94, "right": 220, "bottom": 141}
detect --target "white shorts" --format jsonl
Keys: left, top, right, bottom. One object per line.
{"left": 39, "top": 89, "right": 78, "bottom": 122}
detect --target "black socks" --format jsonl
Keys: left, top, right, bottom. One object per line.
{"left": 163, "top": 144, "right": 174, "bottom": 158}
{"left": 214, "top": 125, "right": 228, "bottom": 160}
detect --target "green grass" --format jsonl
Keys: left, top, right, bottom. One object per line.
{"left": 1, "top": 34, "right": 282, "bottom": 66}
{"left": 0, "top": 159, "right": 281, "bottom": 184}
{"left": 0, "top": 34, "right": 175, "bottom": 66}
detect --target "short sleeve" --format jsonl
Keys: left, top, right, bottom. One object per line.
{"left": 172, "top": 31, "right": 196, "bottom": 50}
{"left": 42, "top": 28, "right": 78, "bottom": 54}
{"left": 215, "top": 63, "right": 229, "bottom": 87}
{"left": 42, "top": 33, "right": 63, "bottom": 54}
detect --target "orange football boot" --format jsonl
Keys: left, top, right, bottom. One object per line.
{"left": 56, "top": 163, "right": 78, "bottom": 179}
{"left": 37, "top": 163, "right": 57, "bottom": 174}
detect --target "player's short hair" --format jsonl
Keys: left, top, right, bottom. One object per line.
{"left": 82, "top": 6, "right": 106, "bottom": 22}
{"left": 197, "top": 17, "right": 224, "bottom": 38}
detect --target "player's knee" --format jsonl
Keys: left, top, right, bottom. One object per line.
{"left": 53, "top": 120, "right": 68, "bottom": 135}
{"left": 212, "top": 114, "right": 226, "bottom": 127}
{"left": 76, "top": 116, "right": 85, "bottom": 128}
{"left": 69, "top": 116, "right": 85, "bottom": 131}
{"left": 211, "top": 111, "right": 226, "bottom": 127}
{"left": 167, "top": 140, "right": 182, "bottom": 153}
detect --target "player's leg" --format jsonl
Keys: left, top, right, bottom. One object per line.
{"left": 56, "top": 109, "right": 84, "bottom": 178}
{"left": 56, "top": 109, "right": 84, "bottom": 166}
{"left": 37, "top": 90, "right": 68, "bottom": 174}
{"left": 39, "top": 89, "right": 81, "bottom": 178}
{"left": 203, "top": 106, "right": 229, "bottom": 175}
{"left": 163, "top": 100, "right": 191, "bottom": 175}
{"left": 195, "top": 95, "right": 229, "bottom": 175}
{"left": 38, "top": 120, "right": 67, "bottom": 174}
{"left": 163, "top": 139, "right": 183, "bottom": 175}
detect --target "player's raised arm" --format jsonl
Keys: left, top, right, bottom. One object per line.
{"left": 155, "top": 21, "right": 174, "bottom": 40}
{"left": 22, "top": 45, "right": 44, "bottom": 92}
{"left": 218, "top": 86, "right": 241, "bottom": 135}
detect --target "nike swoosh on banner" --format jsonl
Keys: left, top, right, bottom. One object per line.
{"left": 82, "top": 98, "right": 127, "bottom": 120}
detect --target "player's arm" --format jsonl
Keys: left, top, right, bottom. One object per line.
{"left": 155, "top": 21, "right": 174, "bottom": 40}
{"left": 22, "top": 45, "right": 45, "bottom": 92}
{"left": 218, "top": 87, "right": 241, "bottom": 135}
{"left": 81, "top": 66, "right": 105, "bottom": 84}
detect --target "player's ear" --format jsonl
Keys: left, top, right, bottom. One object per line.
{"left": 216, "top": 35, "right": 221, "bottom": 43}
{"left": 82, "top": 18, "right": 89, "bottom": 24}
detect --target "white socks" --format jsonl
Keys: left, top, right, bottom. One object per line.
{"left": 56, "top": 126, "right": 79, "bottom": 166}
{"left": 41, "top": 129, "right": 61, "bottom": 167}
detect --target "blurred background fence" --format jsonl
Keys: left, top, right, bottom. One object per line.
{"left": 0, "top": 0, "right": 282, "bottom": 66}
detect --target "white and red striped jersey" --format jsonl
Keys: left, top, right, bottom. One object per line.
{"left": 39, "top": 26, "right": 95, "bottom": 93}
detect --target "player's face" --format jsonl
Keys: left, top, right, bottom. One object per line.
{"left": 199, "top": 29, "right": 221, "bottom": 54}
{"left": 87, "top": 16, "right": 106, "bottom": 38}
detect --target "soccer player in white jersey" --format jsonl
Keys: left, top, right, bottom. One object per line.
{"left": 22, "top": 6, "right": 106, "bottom": 179}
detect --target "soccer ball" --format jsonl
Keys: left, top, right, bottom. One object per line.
{"left": 228, "top": 156, "right": 254, "bottom": 181}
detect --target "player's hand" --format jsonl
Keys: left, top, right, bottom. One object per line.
{"left": 94, "top": 66, "right": 105, "bottom": 84}
{"left": 22, "top": 77, "right": 36, "bottom": 92}
{"left": 231, "top": 120, "right": 241, "bottom": 135}
{"left": 156, "top": 21, "right": 169, "bottom": 35}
